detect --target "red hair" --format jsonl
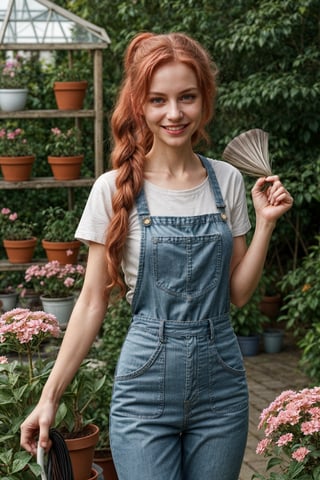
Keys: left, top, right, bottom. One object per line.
{"left": 105, "top": 32, "right": 218, "bottom": 298}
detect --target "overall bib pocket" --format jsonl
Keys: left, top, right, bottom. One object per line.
{"left": 152, "top": 234, "right": 222, "bottom": 300}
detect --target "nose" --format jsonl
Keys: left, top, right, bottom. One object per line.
{"left": 167, "top": 101, "right": 183, "bottom": 121}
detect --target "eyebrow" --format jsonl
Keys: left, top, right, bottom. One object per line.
{"left": 148, "top": 87, "right": 199, "bottom": 95}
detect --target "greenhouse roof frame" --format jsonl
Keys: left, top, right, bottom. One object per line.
{"left": 0, "top": 0, "right": 110, "bottom": 50}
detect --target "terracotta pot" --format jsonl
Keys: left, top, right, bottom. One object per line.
{"left": 89, "top": 468, "right": 99, "bottom": 480}
{"left": 65, "top": 424, "right": 99, "bottom": 480}
{"left": 94, "top": 448, "right": 118, "bottom": 480}
{"left": 259, "top": 294, "right": 282, "bottom": 320}
{"left": 53, "top": 81, "right": 88, "bottom": 110}
{"left": 48, "top": 155, "right": 84, "bottom": 180}
{"left": 3, "top": 237, "right": 37, "bottom": 263}
{"left": 0, "top": 155, "right": 35, "bottom": 182}
{"left": 42, "top": 239, "right": 81, "bottom": 264}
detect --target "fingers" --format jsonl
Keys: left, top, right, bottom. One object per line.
{"left": 20, "top": 415, "right": 51, "bottom": 456}
{"left": 254, "top": 176, "right": 293, "bottom": 208}
{"left": 264, "top": 176, "right": 293, "bottom": 207}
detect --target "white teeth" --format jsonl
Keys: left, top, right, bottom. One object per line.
{"left": 165, "top": 126, "right": 184, "bottom": 131}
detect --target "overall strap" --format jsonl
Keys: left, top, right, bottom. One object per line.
{"left": 197, "top": 154, "right": 226, "bottom": 211}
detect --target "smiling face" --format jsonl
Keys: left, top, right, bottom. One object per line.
{"left": 142, "top": 62, "right": 203, "bottom": 153}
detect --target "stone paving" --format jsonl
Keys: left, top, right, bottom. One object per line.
{"left": 239, "top": 336, "right": 310, "bottom": 480}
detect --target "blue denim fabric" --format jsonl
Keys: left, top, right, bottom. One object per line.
{"left": 110, "top": 156, "right": 249, "bottom": 479}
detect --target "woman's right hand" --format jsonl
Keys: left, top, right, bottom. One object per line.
{"left": 20, "top": 399, "right": 57, "bottom": 456}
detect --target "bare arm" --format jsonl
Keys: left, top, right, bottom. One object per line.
{"left": 20, "top": 242, "right": 109, "bottom": 455}
{"left": 230, "top": 175, "right": 293, "bottom": 307}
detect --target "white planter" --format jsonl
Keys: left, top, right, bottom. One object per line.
{"left": 40, "top": 295, "right": 75, "bottom": 329}
{"left": 0, "top": 88, "right": 28, "bottom": 111}
{"left": 0, "top": 291, "right": 18, "bottom": 312}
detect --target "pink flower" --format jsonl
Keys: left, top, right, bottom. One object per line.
{"left": 292, "top": 446, "right": 310, "bottom": 462}
{"left": 66, "top": 249, "right": 74, "bottom": 256}
{"left": 9, "top": 212, "right": 18, "bottom": 221}
{"left": 276, "top": 433, "right": 293, "bottom": 446}
{"left": 0, "top": 356, "right": 8, "bottom": 364}
{"left": 1, "top": 207, "right": 11, "bottom": 214}
{"left": 256, "top": 438, "right": 271, "bottom": 454}
{"left": 51, "top": 127, "right": 61, "bottom": 135}
{"left": 301, "top": 419, "right": 320, "bottom": 435}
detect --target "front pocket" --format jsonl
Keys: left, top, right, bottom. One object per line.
{"left": 152, "top": 234, "right": 222, "bottom": 300}
{"left": 113, "top": 327, "right": 165, "bottom": 418}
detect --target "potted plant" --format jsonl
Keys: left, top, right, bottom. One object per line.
{"left": 41, "top": 206, "right": 82, "bottom": 264}
{"left": 45, "top": 126, "right": 84, "bottom": 180}
{"left": 0, "top": 54, "right": 29, "bottom": 111}
{"left": 0, "top": 307, "right": 61, "bottom": 479}
{"left": 0, "top": 127, "right": 35, "bottom": 181}
{"left": 23, "top": 260, "right": 85, "bottom": 328}
{"left": 230, "top": 290, "right": 268, "bottom": 356}
{"left": 54, "top": 360, "right": 106, "bottom": 480}
{"left": 0, "top": 207, "right": 37, "bottom": 263}
{"left": 53, "top": 68, "right": 88, "bottom": 110}
{"left": 253, "top": 386, "right": 320, "bottom": 480}
{"left": 0, "top": 272, "right": 21, "bottom": 312}
{"left": 0, "top": 307, "right": 104, "bottom": 480}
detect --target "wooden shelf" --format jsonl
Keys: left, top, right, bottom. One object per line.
{"left": 0, "top": 109, "right": 95, "bottom": 119}
{"left": 0, "top": 177, "right": 95, "bottom": 189}
{"left": 0, "top": 259, "right": 47, "bottom": 271}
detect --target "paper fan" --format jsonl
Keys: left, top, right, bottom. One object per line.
{"left": 222, "top": 128, "right": 272, "bottom": 177}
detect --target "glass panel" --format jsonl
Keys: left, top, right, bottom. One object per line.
{"left": 0, "top": 0, "right": 109, "bottom": 44}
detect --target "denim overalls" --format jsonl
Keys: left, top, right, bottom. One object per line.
{"left": 110, "top": 156, "right": 249, "bottom": 480}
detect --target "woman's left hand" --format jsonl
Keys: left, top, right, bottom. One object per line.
{"left": 252, "top": 175, "right": 293, "bottom": 223}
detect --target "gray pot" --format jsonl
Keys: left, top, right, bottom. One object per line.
{"left": 263, "top": 328, "right": 284, "bottom": 353}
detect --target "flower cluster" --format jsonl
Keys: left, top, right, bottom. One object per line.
{"left": 46, "top": 126, "right": 83, "bottom": 156}
{"left": 254, "top": 387, "right": 320, "bottom": 479}
{"left": 24, "top": 260, "right": 85, "bottom": 298}
{"left": 0, "top": 207, "right": 35, "bottom": 241}
{"left": 0, "top": 55, "right": 27, "bottom": 89}
{"left": 0, "top": 127, "right": 33, "bottom": 156}
{"left": 0, "top": 307, "right": 60, "bottom": 347}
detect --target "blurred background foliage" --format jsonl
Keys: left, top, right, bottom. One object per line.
{"left": 1, "top": 0, "right": 319, "bottom": 280}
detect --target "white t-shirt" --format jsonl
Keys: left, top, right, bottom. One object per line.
{"left": 75, "top": 158, "right": 251, "bottom": 302}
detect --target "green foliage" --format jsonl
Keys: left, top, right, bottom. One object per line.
{"left": 42, "top": 206, "right": 80, "bottom": 242}
{"left": 87, "top": 297, "right": 131, "bottom": 447}
{"left": 55, "top": 360, "right": 107, "bottom": 436}
{"left": 230, "top": 290, "right": 268, "bottom": 336}
{"left": 45, "top": 126, "right": 83, "bottom": 157}
{"left": 279, "top": 237, "right": 320, "bottom": 337}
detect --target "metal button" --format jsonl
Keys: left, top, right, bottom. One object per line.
{"left": 143, "top": 217, "right": 151, "bottom": 226}
{"left": 221, "top": 213, "right": 227, "bottom": 221}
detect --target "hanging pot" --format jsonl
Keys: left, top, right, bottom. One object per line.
{"left": 3, "top": 237, "right": 37, "bottom": 263}
{"left": 48, "top": 155, "right": 84, "bottom": 180}
{"left": 0, "top": 155, "right": 35, "bottom": 182}
{"left": 0, "top": 88, "right": 28, "bottom": 111}
{"left": 40, "top": 294, "right": 75, "bottom": 329}
{"left": 64, "top": 424, "right": 100, "bottom": 480}
{"left": 42, "top": 239, "right": 81, "bottom": 265}
{"left": 53, "top": 81, "right": 88, "bottom": 110}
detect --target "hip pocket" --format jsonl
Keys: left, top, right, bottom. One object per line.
{"left": 113, "top": 326, "right": 165, "bottom": 418}
{"left": 152, "top": 234, "right": 222, "bottom": 300}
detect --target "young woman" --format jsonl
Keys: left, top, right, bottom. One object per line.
{"left": 20, "top": 32, "right": 293, "bottom": 479}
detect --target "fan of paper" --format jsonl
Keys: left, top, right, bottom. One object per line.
{"left": 222, "top": 128, "right": 272, "bottom": 177}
